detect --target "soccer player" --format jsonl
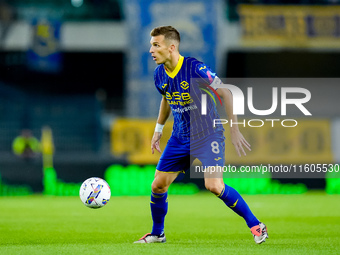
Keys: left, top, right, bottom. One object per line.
{"left": 134, "top": 26, "right": 268, "bottom": 244}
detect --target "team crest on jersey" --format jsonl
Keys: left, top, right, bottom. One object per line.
{"left": 180, "top": 81, "right": 189, "bottom": 90}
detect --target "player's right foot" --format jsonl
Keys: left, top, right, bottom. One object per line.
{"left": 250, "top": 222, "right": 268, "bottom": 244}
{"left": 133, "top": 233, "right": 166, "bottom": 243}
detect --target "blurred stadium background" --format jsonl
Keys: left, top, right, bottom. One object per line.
{"left": 0, "top": 0, "right": 340, "bottom": 197}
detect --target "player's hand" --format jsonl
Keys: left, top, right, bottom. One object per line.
{"left": 230, "top": 128, "right": 251, "bottom": 157}
{"left": 151, "top": 132, "right": 162, "bottom": 154}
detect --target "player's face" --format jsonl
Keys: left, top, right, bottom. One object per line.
{"left": 149, "top": 35, "right": 171, "bottom": 65}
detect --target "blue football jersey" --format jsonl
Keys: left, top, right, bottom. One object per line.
{"left": 154, "top": 56, "right": 224, "bottom": 141}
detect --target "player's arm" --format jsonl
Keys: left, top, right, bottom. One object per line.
{"left": 217, "top": 87, "right": 251, "bottom": 157}
{"left": 151, "top": 96, "right": 171, "bottom": 154}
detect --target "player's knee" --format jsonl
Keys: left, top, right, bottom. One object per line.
{"left": 151, "top": 181, "right": 168, "bottom": 194}
{"left": 205, "top": 181, "right": 224, "bottom": 195}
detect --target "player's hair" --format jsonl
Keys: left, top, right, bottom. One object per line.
{"left": 150, "top": 26, "right": 180, "bottom": 44}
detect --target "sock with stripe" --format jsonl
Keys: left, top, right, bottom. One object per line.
{"left": 150, "top": 191, "right": 168, "bottom": 236}
{"left": 217, "top": 183, "right": 260, "bottom": 228}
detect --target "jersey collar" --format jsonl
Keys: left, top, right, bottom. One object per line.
{"left": 164, "top": 55, "right": 184, "bottom": 79}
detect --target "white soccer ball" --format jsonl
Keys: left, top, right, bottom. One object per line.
{"left": 79, "top": 177, "right": 111, "bottom": 209}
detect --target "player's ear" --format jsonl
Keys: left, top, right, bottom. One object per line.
{"left": 169, "top": 43, "right": 176, "bottom": 53}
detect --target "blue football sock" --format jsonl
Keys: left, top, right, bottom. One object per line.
{"left": 218, "top": 183, "right": 260, "bottom": 228}
{"left": 150, "top": 191, "right": 168, "bottom": 236}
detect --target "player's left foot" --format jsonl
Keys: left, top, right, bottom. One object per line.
{"left": 133, "top": 233, "right": 166, "bottom": 243}
{"left": 250, "top": 222, "right": 268, "bottom": 244}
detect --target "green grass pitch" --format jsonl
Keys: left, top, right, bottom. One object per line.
{"left": 0, "top": 191, "right": 339, "bottom": 255}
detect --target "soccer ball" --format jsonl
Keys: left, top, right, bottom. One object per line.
{"left": 79, "top": 177, "right": 111, "bottom": 209}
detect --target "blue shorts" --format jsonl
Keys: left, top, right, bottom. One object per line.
{"left": 156, "top": 133, "right": 225, "bottom": 173}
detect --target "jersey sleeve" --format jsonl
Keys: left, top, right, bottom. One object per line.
{"left": 155, "top": 83, "right": 165, "bottom": 96}
{"left": 154, "top": 67, "right": 166, "bottom": 96}
{"left": 194, "top": 63, "right": 221, "bottom": 90}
